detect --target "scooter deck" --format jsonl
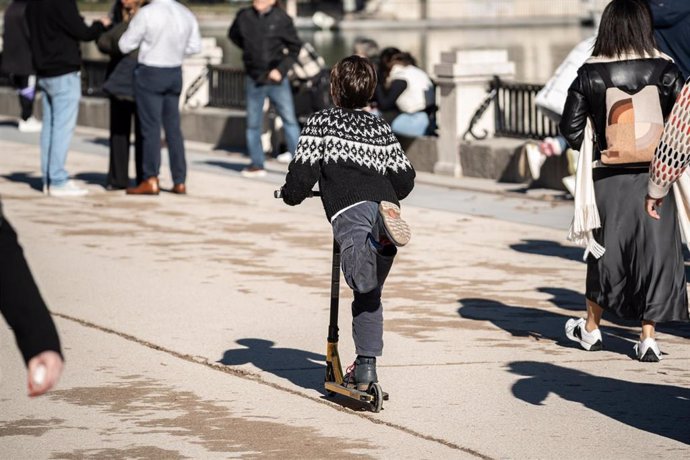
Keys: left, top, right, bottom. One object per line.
{"left": 324, "top": 381, "right": 375, "bottom": 402}
{"left": 324, "top": 380, "right": 390, "bottom": 401}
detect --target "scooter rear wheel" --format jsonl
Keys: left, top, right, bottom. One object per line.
{"left": 369, "top": 383, "right": 384, "bottom": 413}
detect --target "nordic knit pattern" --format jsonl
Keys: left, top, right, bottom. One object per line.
{"left": 281, "top": 107, "right": 415, "bottom": 221}
{"left": 649, "top": 81, "right": 690, "bottom": 199}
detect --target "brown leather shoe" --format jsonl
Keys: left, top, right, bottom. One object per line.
{"left": 126, "top": 177, "right": 159, "bottom": 195}
{"left": 172, "top": 183, "right": 186, "bottom": 194}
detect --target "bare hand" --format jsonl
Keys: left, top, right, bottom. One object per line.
{"left": 99, "top": 17, "right": 112, "bottom": 28}
{"left": 645, "top": 195, "right": 663, "bottom": 220}
{"left": 27, "top": 351, "right": 63, "bottom": 397}
{"left": 268, "top": 69, "right": 282, "bottom": 82}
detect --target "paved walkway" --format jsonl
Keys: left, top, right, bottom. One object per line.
{"left": 1, "top": 125, "right": 689, "bottom": 458}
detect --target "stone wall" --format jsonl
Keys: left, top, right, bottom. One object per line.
{"left": 371, "top": 0, "right": 591, "bottom": 21}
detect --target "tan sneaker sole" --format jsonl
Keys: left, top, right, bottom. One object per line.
{"left": 379, "top": 201, "right": 411, "bottom": 246}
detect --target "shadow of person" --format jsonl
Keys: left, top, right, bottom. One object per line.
{"left": 73, "top": 172, "right": 108, "bottom": 187}
{"left": 457, "top": 298, "right": 638, "bottom": 357}
{"left": 83, "top": 136, "right": 109, "bottom": 148}
{"left": 510, "top": 239, "right": 584, "bottom": 263}
{"left": 1, "top": 172, "right": 43, "bottom": 192}
{"left": 218, "top": 338, "right": 325, "bottom": 391}
{"left": 509, "top": 361, "right": 690, "bottom": 445}
{"left": 204, "top": 160, "right": 248, "bottom": 173}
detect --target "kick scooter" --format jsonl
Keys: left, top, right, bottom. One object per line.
{"left": 275, "top": 189, "right": 387, "bottom": 413}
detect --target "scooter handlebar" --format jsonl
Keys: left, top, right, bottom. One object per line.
{"left": 274, "top": 189, "right": 321, "bottom": 199}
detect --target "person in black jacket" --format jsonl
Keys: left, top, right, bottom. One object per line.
{"left": 560, "top": 0, "right": 687, "bottom": 362}
{"left": 25, "top": 0, "right": 110, "bottom": 197}
{"left": 97, "top": 0, "right": 145, "bottom": 191}
{"left": 649, "top": 0, "right": 690, "bottom": 79}
{"left": 0, "top": 201, "right": 63, "bottom": 397}
{"left": 1, "top": 0, "right": 41, "bottom": 132}
{"left": 228, "top": 0, "right": 302, "bottom": 177}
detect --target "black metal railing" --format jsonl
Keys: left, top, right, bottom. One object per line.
{"left": 207, "top": 65, "right": 246, "bottom": 109}
{"left": 491, "top": 76, "right": 559, "bottom": 140}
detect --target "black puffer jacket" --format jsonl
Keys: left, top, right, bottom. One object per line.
{"left": 2, "top": 0, "right": 33, "bottom": 76}
{"left": 560, "top": 57, "right": 683, "bottom": 160}
{"left": 228, "top": 6, "right": 301, "bottom": 84}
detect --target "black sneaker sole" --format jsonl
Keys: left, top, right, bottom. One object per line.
{"left": 639, "top": 348, "right": 660, "bottom": 362}
{"left": 589, "top": 340, "right": 603, "bottom": 352}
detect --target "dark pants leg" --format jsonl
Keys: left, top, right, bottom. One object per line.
{"left": 107, "top": 97, "right": 135, "bottom": 188}
{"left": 11, "top": 75, "right": 34, "bottom": 121}
{"left": 134, "top": 65, "right": 164, "bottom": 180}
{"left": 133, "top": 109, "right": 144, "bottom": 184}
{"left": 161, "top": 68, "right": 186, "bottom": 185}
{"left": 331, "top": 202, "right": 396, "bottom": 357}
{"left": 19, "top": 91, "right": 33, "bottom": 121}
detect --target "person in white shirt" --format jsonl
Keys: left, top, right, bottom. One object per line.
{"left": 118, "top": 0, "right": 201, "bottom": 195}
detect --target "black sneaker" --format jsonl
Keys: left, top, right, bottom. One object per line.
{"left": 344, "top": 356, "right": 378, "bottom": 391}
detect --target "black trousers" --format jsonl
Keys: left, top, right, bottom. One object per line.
{"left": 108, "top": 97, "right": 144, "bottom": 188}
{"left": 0, "top": 209, "right": 61, "bottom": 364}
{"left": 10, "top": 74, "right": 35, "bottom": 121}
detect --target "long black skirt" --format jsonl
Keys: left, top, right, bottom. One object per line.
{"left": 586, "top": 168, "right": 689, "bottom": 323}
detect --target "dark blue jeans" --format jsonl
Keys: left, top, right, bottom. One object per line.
{"left": 134, "top": 65, "right": 186, "bottom": 185}
{"left": 331, "top": 202, "right": 396, "bottom": 357}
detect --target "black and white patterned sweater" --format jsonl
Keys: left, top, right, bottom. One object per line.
{"left": 281, "top": 107, "right": 416, "bottom": 221}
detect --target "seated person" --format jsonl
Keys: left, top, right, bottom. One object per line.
{"left": 375, "top": 51, "right": 434, "bottom": 137}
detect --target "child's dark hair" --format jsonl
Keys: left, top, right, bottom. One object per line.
{"left": 330, "top": 55, "right": 377, "bottom": 109}
{"left": 593, "top": 0, "right": 656, "bottom": 58}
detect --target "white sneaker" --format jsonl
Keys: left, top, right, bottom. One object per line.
{"left": 276, "top": 152, "right": 293, "bottom": 164}
{"left": 240, "top": 166, "right": 267, "bottom": 178}
{"left": 525, "top": 143, "right": 545, "bottom": 180}
{"left": 634, "top": 338, "right": 662, "bottom": 362}
{"left": 565, "top": 318, "right": 603, "bottom": 351}
{"left": 18, "top": 116, "right": 42, "bottom": 133}
{"left": 48, "top": 180, "right": 88, "bottom": 197}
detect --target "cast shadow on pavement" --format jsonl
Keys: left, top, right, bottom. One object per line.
{"left": 1, "top": 171, "right": 42, "bottom": 191}
{"left": 218, "top": 339, "right": 376, "bottom": 411}
{"left": 509, "top": 239, "right": 584, "bottom": 263}
{"left": 218, "top": 338, "right": 325, "bottom": 391}
{"left": 83, "top": 136, "right": 109, "bottom": 148}
{"left": 509, "top": 361, "right": 690, "bottom": 445}
{"left": 203, "top": 160, "right": 248, "bottom": 173}
{"left": 73, "top": 172, "right": 108, "bottom": 187}
{"left": 457, "top": 297, "right": 638, "bottom": 358}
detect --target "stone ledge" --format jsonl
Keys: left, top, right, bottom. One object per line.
{"left": 398, "top": 135, "right": 437, "bottom": 173}
{"left": 459, "top": 137, "right": 569, "bottom": 190}
{"left": 0, "top": 87, "right": 247, "bottom": 150}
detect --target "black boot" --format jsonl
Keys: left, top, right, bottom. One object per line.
{"left": 353, "top": 356, "right": 378, "bottom": 391}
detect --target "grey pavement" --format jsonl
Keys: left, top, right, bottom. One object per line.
{"left": 1, "top": 122, "right": 689, "bottom": 458}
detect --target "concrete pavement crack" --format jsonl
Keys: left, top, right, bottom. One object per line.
{"left": 53, "top": 311, "right": 493, "bottom": 459}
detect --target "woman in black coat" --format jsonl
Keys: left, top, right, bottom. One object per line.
{"left": 97, "top": 0, "right": 145, "bottom": 190}
{"left": 560, "top": 0, "right": 687, "bottom": 362}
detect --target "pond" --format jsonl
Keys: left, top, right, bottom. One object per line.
{"left": 80, "top": 22, "right": 594, "bottom": 84}
{"left": 202, "top": 23, "right": 596, "bottom": 84}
